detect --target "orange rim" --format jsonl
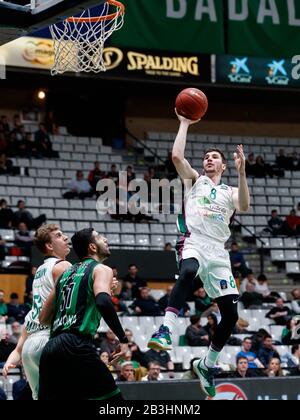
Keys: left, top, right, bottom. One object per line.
{"left": 66, "top": 0, "right": 124, "bottom": 23}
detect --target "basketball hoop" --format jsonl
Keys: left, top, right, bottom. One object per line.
{"left": 49, "top": 0, "right": 125, "bottom": 75}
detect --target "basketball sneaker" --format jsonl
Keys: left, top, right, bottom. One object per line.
{"left": 192, "top": 358, "right": 216, "bottom": 398}
{"left": 147, "top": 325, "right": 172, "bottom": 351}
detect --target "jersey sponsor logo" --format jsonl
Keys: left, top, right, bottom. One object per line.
{"left": 207, "top": 383, "right": 248, "bottom": 400}
{"left": 52, "top": 314, "right": 77, "bottom": 332}
{"left": 198, "top": 210, "right": 226, "bottom": 223}
{"left": 220, "top": 280, "right": 228, "bottom": 290}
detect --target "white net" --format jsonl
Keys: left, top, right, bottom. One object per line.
{"left": 49, "top": 1, "right": 124, "bottom": 75}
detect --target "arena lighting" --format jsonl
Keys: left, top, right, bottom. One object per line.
{"left": 37, "top": 90, "right": 46, "bottom": 100}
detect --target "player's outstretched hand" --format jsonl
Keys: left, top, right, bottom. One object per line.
{"left": 111, "top": 277, "right": 119, "bottom": 296}
{"left": 108, "top": 343, "right": 128, "bottom": 365}
{"left": 175, "top": 108, "right": 201, "bottom": 125}
{"left": 234, "top": 144, "right": 246, "bottom": 174}
{"left": 2, "top": 362, "right": 16, "bottom": 378}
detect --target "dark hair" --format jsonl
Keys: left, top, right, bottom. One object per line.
{"left": 17, "top": 200, "right": 25, "bottom": 206}
{"left": 204, "top": 148, "right": 227, "bottom": 164}
{"left": 10, "top": 293, "right": 18, "bottom": 299}
{"left": 190, "top": 315, "right": 200, "bottom": 325}
{"left": 236, "top": 356, "right": 248, "bottom": 364}
{"left": 231, "top": 242, "right": 238, "bottom": 247}
{"left": 257, "top": 274, "right": 267, "bottom": 282}
{"left": 264, "top": 334, "right": 272, "bottom": 340}
{"left": 271, "top": 209, "right": 278, "bottom": 214}
{"left": 128, "top": 264, "right": 137, "bottom": 269}
{"left": 291, "top": 344, "right": 300, "bottom": 355}
{"left": 71, "top": 228, "right": 94, "bottom": 260}
{"left": 243, "top": 337, "right": 252, "bottom": 342}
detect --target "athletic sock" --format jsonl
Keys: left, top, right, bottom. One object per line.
{"left": 163, "top": 310, "right": 178, "bottom": 334}
{"left": 204, "top": 345, "right": 220, "bottom": 368}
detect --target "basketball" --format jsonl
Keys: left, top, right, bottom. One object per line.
{"left": 175, "top": 88, "right": 208, "bottom": 120}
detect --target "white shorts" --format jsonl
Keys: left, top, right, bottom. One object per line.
{"left": 22, "top": 330, "right": 50, "bottom": 400}
{"left": 176, "top": 234, "right": 239, "bottom": 299}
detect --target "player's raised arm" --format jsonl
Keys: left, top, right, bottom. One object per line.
{"left": 232, "top": 144, "right": 250, "bottom": 212}
{"left": 172, "top": 110, "right": 200, "bottom": 185}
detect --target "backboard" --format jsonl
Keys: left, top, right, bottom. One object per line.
{"left": 0, "top": 0, "right": 106, "bottom": 46}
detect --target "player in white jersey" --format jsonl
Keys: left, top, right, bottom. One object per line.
{"left": 148, "top": 112, "right": 250, "bottom": 397}
{"left": 3, "top": 224, "right": 71, "bottom": 400}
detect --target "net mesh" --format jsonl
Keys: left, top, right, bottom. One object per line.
{"left": 49, "top": 1, "right": 124, "bottom": 75}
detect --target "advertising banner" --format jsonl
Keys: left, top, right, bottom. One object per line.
{"left": 0, "top": 37, "right": 211, "bottom": 84}
{"left": 215, "top": 54, "right": 300, "bottom": 87}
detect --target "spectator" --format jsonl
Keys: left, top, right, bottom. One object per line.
{"left": 0, "top": 132, "right": 6, "bottom": 154}
{"left": 130, "top": 287, "right": 161, "bottom": 316}
{"left": 122, "top": 264, "right": 147, "bottom": 299}
{"left": 116, "top": 361, "right": 135, "bottom": 382}
{"left": 232, "top": 318, "right": 250, "bottom": 335}
{"left": 88, "top": 162, "right": 105, "bottom": 196}
{"left": 144, "top": 348, "right": 174, "bottom": 372}
{"left": 267, "top": 210, "right": 284, "bottom": 236}
{"left": 0, "top": 199, "right": 14, "bottom": 228}
{"left": 0, "top": 234, "right": 5, "bottom": 261}
{"left": 266, "top": 298, "right": 292, "bottom": 326}
{"left": 164, "top": 243, "right": 173, "bottom": 251}
{"left": 291, "top": 288, "right": 300, "bottom": 314}
{"left": 254, "top": 274, "right": 279, "bottom": 303}
{"left": 0, "top": 289, "right": 7, "bottom": 321}
{"left": 6, "top": 292, "right": 30, "bottom": 324}
{"left": 181, "top": 357, "right": 199, "bottom": 380}
{"left": 106, "top": 164, "right": 119, "bottom": 184}
{"left": 229, "top": 242, "right": 249, "bottom": 278}
{"left": 281, "top": 317, "right": 300, "bottom": 345}
{"left": 240, "top": 283, "right": 264, "bottom": 309}
{"left": 13, "top": 200, "right": 46, "bottom": 230}
{"left": 8, "top": 321, "right": 21, "bottom": 345}
{"left": 158, "top": 285, "right": 173, "bottom": 313}
{"left": 257, "top": 334, "right": 280, "bottom": 368}
{"left": 265, "top": 357, "right": 284, "bottom": 377}
{"left": 99, "top": 329, "right": 119, "bottom": 358}
{"left": 126, "top": 165, "right": 135, "bottom": 184}
{"left": 284, "top": 209, "right": 300, "bottom": 236}
{"left": 34, "top": 123, "right": 58, "bottom": 158}
{"left": 291, "top": 152, "right": 300, "bottom": 171}
{"left": 0, "top": 153, "right": 14, "bottom": 175}
{"left": 253, "top": 155, "right": 273, "bottom": 178}
{"left": 0, "top": 331, "right": 16, "bottom": 363}
{"left": 24, "top": 265, "right": 37, "bottom": 305}
{"left": 0, "top": 387, "right": 7, "bottom": 400}
{"left": 203, "top": 313, "right": 218, "bottom": 342}
{"left": 193, "top": 287, "right": 213, "bottom": 317}
{"left": 1, "top": 115, "right": 10, "bottom": 134}
{"left": 124, "top": 328, "right": 146, "bottom": 367}
{"left": 232, "top": 356, "right": 257, "bottom": 378}
{"left": 44, "top": 111, "right": 59, "bottom": 135}
{"left": 245, "top": 153, "right": 256, "bottom": 177}
{"left": 63, "top": 170, "right": 93, "bottom": 200}
{"left": 276, "top": 149, "right": 289, "bottom": 170}
{"left": 236, "top": 337, "right": 264, "bottom": 368}
{"left": 286, "top": 344, "right": 300, "bottom": 368}
{"left": 185, "top": 315, "right": 210, "bottom": 347}
{"left": 99, "top": 351, "right": 110, "bottom": 367}
{"left": 141, "top": 362, "right": 163, "bottom": 381}
{"left": 14, "top": 222, "right": 34, "bottom": 255}
{"left": 239, "top": 270, "right": 257, "bottom": 294}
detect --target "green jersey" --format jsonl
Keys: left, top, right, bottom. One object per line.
{"left": 51, "top": 258, "right": 101, "bottom": 338}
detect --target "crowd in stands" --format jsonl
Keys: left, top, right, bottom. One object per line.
{"left": 0, "top": 114, "right": 58, "bottom": 159}
{"left": 245, "top": 149, "right": 300, "bottom": 178}
{"left": 265, "top": 207, "right": 300, "bottom": 237}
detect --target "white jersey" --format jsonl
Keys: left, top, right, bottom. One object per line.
{"left": 178, "top": 175, "right": 236, "bottom": 245}
{"left": 24, "top": 257, "right": 60, "bottom": 335}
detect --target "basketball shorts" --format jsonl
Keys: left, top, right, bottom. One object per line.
{"left": 176, "top": 234, "right": 239, "bottom": 299}
{"left": 38, "top": 332, "right": 121, "bottom": 400}
{"left": 22, "top": 330, "right": 50, "bottom": 400}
